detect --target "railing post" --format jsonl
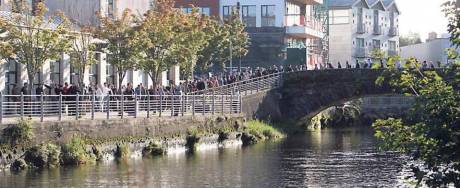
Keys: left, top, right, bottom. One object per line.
{"left": 134, "top": 93, "right": 138, "bottom": 118}
{"left": 221, "top": 95, "right": 224, "bottom": 114}
{"left": 171, "top": 94, "right": 175, "bottom": 117}
{"left": 20, "top": 92, "right": 24, "bottom": 118}
{"left": 106, "top": 94, "right": 110, "bottom": 120}
{"left": 212, "top": 92, "right": 215, "bottom": 115}
{"left": 181, "top": 95, "right": 185, "bottom": 116}
{"left": 40, "top": 93, "right": 44, "bottom": 122}
{"left": 76, "top": 93, "right": 80, "bottom": 120}
{"left": 0, "top": 92, "right": 2, "bottom": 124}
{"left": 147, "top": 92, "right": 150, "bottom": 118}
{"left": 121, "top": 92, "right": 124, "bottom": 119}
{"left": 91, "top": 93, "right": 95, "bottom": 120}
{"left": 159, "top": 92, "right": 163, "bottom": 117}
{"left": 230, "top": 93, "right": 233, "bottom": 114}
{"left": 59, "top": 93, "right": 62, "bottom": 121}
{"left": 202, "top": 94, "right": 205, "bottom": 115}
{"left": 192, "top": 94, "right": 195, "bottom": 117}
{"left": 239, "top": 94, "right": 242, "bottom": 113}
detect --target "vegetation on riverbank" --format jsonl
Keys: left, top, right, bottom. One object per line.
{"left": 244, "top": 120, "right": 284, "bottom": 141}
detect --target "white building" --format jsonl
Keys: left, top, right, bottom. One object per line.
{"left": 329, "top": 0, "right": 400, "bottom": 66}
{"left": 0, "top": 0, "right": 180, "bottom": 95}
{"left": 219, "top": 0, "right": 327, "bottom": 69}
{"left": 401, "top": 33, "right": 460, "bottom": 65}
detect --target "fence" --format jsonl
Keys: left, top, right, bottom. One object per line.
{"left": 0, "top": 93, "right": 241, "bottom": 124}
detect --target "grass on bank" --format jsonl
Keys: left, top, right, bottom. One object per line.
{"left": 245, "top": 120, "right": 284, "bottom": 140}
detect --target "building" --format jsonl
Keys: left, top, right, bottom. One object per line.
{"left": 219, "top": 0, "right": 328, "bottom": 69}
{"left": 328, "top": 0, "right": 400, "bottom": 66}
{"left": 0, "top": 0, "right": 181, "bottom": 95}
{"left": 401, "top": 33, "right": 460, "bottom": 65}
{"left": 44, "top": 0, "right": 154, "bottom": 25}
{"left": 174, "top": 0, "right": 218, "bottom": 17}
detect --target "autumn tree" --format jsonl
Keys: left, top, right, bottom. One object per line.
{"left": 225, "top": 13, "right": 250, "bottom": 71}
{"left": 68, "top": 26, "right": 97, "bottom": 88}
{"left": 196, "top": 18, "right": 230, "bottom": 72}
{"left": 96, "top": 9, "right": 140, "bottom": 90}
{"left": 0, "top": 2, "right": 71, "bottom": 93}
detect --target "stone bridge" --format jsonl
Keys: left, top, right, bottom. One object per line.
{"left": 242, "top": 69, "right": 398, "bottom": 121}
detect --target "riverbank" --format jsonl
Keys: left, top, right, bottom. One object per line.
{"left": 0, "top": 117, "right": 286, "bottom": 171}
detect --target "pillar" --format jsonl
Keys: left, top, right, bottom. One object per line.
{"left": 160, "top": 70, "right": 168, "bottom": 86}
{"left": 97, "top": 53, "right": 107, "bottom": 85}
{"left": 0, "top": 60, "right": 7, "bottom": 93}
{"left": 61, "top": 53, "right": 71, "bottom": 85}
{"left": 169, "top": 65, "right": 180, "bottom": 86}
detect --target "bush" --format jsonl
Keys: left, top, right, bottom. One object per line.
{"left": 61, "top": 137, "right": 94, "bottom": 165}
{"left": 115, "top": 144, "right": 130, "bottom": 159}
{"left": 2, "top": 118, "right": 34, "bottom": 145}
{"left": 143, "top": 142, "right": 166, "bottom": 156}
{"left": 24, "top": 143, "right": 61, "bottom": 168}
{"left": 245, "top": 120, "right": 283, "bottom": 140}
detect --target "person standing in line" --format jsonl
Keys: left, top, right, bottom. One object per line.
{"left": 337, "top": 61, "right": 342, "bottom": 69}
{"left": 355, "top": 60, "right": 360, "bottom": 69}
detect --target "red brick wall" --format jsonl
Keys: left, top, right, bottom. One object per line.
{"left": 174, "top": 0, "right": 219, "bottom": 17}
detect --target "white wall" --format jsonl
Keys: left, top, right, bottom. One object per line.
{"left": 45, "top": 0, "right": 102, "bottom": 25}
{"left": 401, "top": 38, "right": 458, "bottom": 64}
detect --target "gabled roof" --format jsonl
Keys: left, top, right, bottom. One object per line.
{"left": 369, "top": 0, "right": 386, "bottom": 11}
{"left": 329, "top": 0, "right": 370, "bottom": 9}
{"left": 383, "top": 0, "right": 400, "bottom": 14}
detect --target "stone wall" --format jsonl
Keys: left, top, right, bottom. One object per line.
{"left": 241, "top": 90, "right": 282, "bottom": 121}
{"left": 1, "top": 115, "right": 244, "bottom": 144}
{"left": 280, "top": 69, "right": 392, "bottom": 120}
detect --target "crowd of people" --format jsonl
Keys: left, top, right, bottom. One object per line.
{"left": 316, "top": 59, "right": 446, "bottom": 70}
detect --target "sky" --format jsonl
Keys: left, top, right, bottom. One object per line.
{"left": 396, "top": 0, "right": 449, "bottom": 41}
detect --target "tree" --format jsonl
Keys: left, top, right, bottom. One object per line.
{"left": 399, "top": 32, "right": 422, "bottom": 47}
{"left": 0, "top": 2, "right": 71, "bottom": 93}
{"left": 96, "top": 9, "right": 140, "bottom": 90}
{"left": 372, "top": 2, "right": 460, "bottom": 186}
{"left": 225, "top": 13, "right": 250, "bottom": 70}
{"left": 196, "top": 19, "right": 229, "bottom": 72}
{"left": 442, "top": 0, "right": 460, "bottom": 48}
{"left": 68, "top": 26, "right": 97, "bottom": 88}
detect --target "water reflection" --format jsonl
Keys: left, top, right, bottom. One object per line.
{"left": 0, "top": 127, "right": 406, "bottom": 187}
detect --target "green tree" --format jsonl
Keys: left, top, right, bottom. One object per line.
{"left": 224, "top": 13, "right": 250, "bottom": 70}
{"left": 196, "top": 19, "right": 230, "bottom": 72}
{"left": 373, "top": 2, "right": 460, "bottom": 186}
{"left": 96, "top": 9, "right": 140, "bottom": 90}
{"left": 69, "top": 26, "right": 97, "bottom": 88}
{"left": 0, "top": 2, "right": 71, "bottom": 93}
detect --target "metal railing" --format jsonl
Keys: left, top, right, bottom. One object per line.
{"left": 191, "top": 71, "right": 284, "bottom": 96}
{"left": 0, "top": 93, "right": 241, "bottom": 124}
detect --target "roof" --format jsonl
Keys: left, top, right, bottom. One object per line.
{"left": 329, "top": 0, "right": 358, "bottom": 8}
{"left": 382, "top": 0, "right": 394, "bottom": 7}
{"left": 367, "top": 0, "right": 379, "bottom": 5}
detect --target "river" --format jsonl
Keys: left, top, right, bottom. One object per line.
{"left": 0, "top": 127, "right": 410, "bottom": 187}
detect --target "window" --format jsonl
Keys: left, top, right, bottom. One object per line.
{"left": 223, "top": 6, "right": 237, "bottom": 20}
{"left": 356, "top": 38, "right": 364, "bottom": 48}
{"left": 261, "top": 5, "right": 276, "bottom": 27}
{"left": 106, "top": 63, "right": 115, "bottom": 85}
{"left": 389, "top": 41, "right": 396, "bottom": 51}
{"left": 5, "top": 60, "right": 18, "bottom": 94}
{"left": 201, "top": 7, "right": 210, "bottom": 16}
{"left": 242, "top": 5, "right": 256, "bottom": 27}
{"left": 372, "top": 39, "right": 380, "bottom": 49}
{"left": 330, "top": 10, "right": 349, "bottom": 24}
{"left": 107, "top": 0, "right": 115, "bottom": 17}
{"left": 50, "top": 60, "right": 61, "bottom": 85}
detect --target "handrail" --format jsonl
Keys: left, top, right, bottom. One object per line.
{"left": 0, "top": 93, "right": 242, "bottom": 124}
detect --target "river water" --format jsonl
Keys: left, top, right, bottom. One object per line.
{"left": 0, "top": 127, "right": 410, "bottom": 188}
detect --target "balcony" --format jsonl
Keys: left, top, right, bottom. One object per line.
{"left": 373, "top": 25, "right": 383, "bottom": 35}
{"left": 388, "top": 49, "right": 398, "bottom": 56}
{"left": 354, "top": 47, "right": 369, "bottom": 58}
{"left": 357, "top": 23, "right": 366, "bottom": 34}
{"left": 389, "top": 27, "right": 399, "bottom": 37}
{"left": 285, "top": 15, "right": 324, "bottom": 38}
